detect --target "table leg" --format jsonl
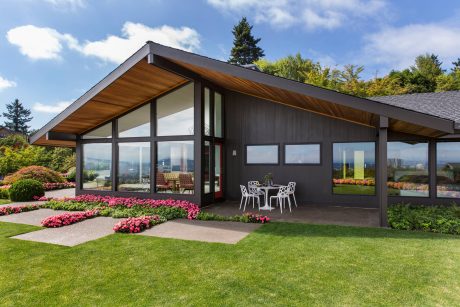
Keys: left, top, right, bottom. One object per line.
{"left": 259, "top": 188, "right": 272, "bottom": 211}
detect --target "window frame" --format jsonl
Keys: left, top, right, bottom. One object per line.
{"left": 283, "top": 142, "right": 322, "bottom": 166}
{"left": 245, "top": 144, "right": 280, "bottom": 166}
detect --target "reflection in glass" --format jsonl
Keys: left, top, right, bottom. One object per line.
{"left": 118, "top": 142, "right": 150, "bottom": 192}
{"left": 204, "top": 88, "right": 211, "bottom": 136}
{"left": 387, "top": 142, "right": 428, "bottom": 197}
{"left": 332, "top": 142, "right": 375, "bottom": 195}
{"left": 285, "top": 144, "right": 320, "bottom": 164}
{"left": 204, "top": 141, "right": 211, "bottom": 194}
{"left": 83, "top": 143, "right": 112, "bottom": 190}
{"left": 157, "top": 83, "right": 194, "bottom": 136}
{"left": 118, "top": 104, "right": 150, "bottom": 138}
{"left": 437, "top": 142, "right": 460, "bottom": 198}
{"left": 215, "top": 144, "right": 222, "bottom": 194}
{"left": 246, "top": 145, "right": 278, "bottom": 164}
{"left": 156, "top": 141, "right": 194, "bottom": 194}
{"left": 214, "top": 92, "right": 223, "bottom": 138}
{"left": 82, "top": 122, "right": 112, "bottom": 139}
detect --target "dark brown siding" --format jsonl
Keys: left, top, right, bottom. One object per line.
{"left": 224, "top": 90, "right": 378, "bottom": 207}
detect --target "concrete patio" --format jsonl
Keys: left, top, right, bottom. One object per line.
{"left": 203, "top": 201, "right": 380, "bottom": 227}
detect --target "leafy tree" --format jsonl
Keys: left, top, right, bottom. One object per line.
{"left": 2, "top": 99, "right": 32, "bottom": 134}
{"left": 452, "top": 58, "right": 460, "bottom": 72}
{"left": 338, "top": 65, "right": 366, "bottom": 96}
{"left": 229, "top": 17, "right": 265, "bottom": 65}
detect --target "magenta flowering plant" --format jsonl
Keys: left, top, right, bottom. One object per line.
{"left": 0, "top": 204, "right": 40, "bottom": 216}
{"left": 243, "top": 213, "right": 271, "bottom": 224}
{"left": 41, "top": 210, "right": 99, "bottom": 228}
{"left": 66, "top": 195, "right": 200, "bottom": 219}
{"left": 42, "top": 182, "right": 76, "bottom": 191}
{"left": 113, "top": 215, "right": 165, "bottom": 233}
{"left": 33, "top": 196, "right": 52, "bottom": 201}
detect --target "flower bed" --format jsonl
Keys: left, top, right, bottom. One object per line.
{"left": 67, "top": 195, "right": 200, "bottom": 219}
{"left": 113, "top": 215, "right": 166, "bottom": 233}
{"left": 42, "top": 182, "right": 76, "bottom": 190}
{"left": 333, "top": 179, "right": 375, "bottom": 186}
{"left": 41, "top": 210, "right": 99, "bottom": 228}
{"left": 0, "top": 204, "right": 40, "bottom": 216}
{"left": 196, "top": 212, "right": 270, "bottom": 223}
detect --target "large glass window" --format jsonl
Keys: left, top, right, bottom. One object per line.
{"left": 157, "top": 83, "right": 194, "bottom": 136}
{"left": 285, "top": 144, "right": 320, "bottom": 164}
{"left": 118, "top": 104, "right": 150, "bottom": 138}
{"left": 437, "top": 142, "right": 460, "bottom": 198}
{"left": 82, "top": 143, "right": 112, "bottom": 190}
{"left": 387, "top": 142, "right": 429, "bottom": 197}
{"left": 82, "top": 122, "right": 112, "bottom": 139}
{"left": 117, "top": 142, "right": 150, "bottom": 192}
{"left": 214, "top": 92, "right": 223, "bottom": 138}
{"left": 246, "top": 145, "right": 279, "bottom": 164}
{"left": 156, "top": 141, "right": 194, "bottom": 194}
{"left": 333, "top": 142, "right": 375, "bottom": 195}
{"left": 204, "top": 88, "right": 211, "bottom": 136}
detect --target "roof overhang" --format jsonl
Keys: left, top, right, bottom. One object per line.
{"left": 30, "top": 42, "right": 456, "bottom": 147}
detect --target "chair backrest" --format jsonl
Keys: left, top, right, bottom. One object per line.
{"left": 277, "top": 186, "right": 289, "bottom": 197}
{"left": 179, "top": 173, "right": 193, "bottom": 185}
{"left": 156, "top": 173, "right": 167, "bottom": 185}
{"left": 287, "top": 182, "right": 296, "bottom": 192}
{"left": 248, "top": 181, "right": 259, "bottom": 193}
{"left": 240, "top": 185, "right": 248, "bottom": 196}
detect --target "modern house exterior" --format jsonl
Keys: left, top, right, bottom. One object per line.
{"left": 30, "top": 42, "right": 460, "bottom": 226}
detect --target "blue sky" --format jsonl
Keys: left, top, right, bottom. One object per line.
{"left": 1, "top": 0, "right": 460, "bottom": 130}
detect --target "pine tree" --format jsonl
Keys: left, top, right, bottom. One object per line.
{"left": 2, "top": 99, "right": 33, "bottom": 134}
{"left": 229, "top": 17, "right": 265, "bottom": 65}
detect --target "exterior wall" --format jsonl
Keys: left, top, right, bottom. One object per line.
{"left": 224, "top": 90, "right": 378, "bottom": 207}
{"left": 224, "top": 90, "right": 460, "bottom": 207}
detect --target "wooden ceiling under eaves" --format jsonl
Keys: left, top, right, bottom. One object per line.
{"left": 33, "top": 59, "right": 187, "bottom": 146}
{"left": 169, "top": 59, "right": 447, "bottom": 138}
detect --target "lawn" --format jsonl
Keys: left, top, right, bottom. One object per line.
{"left": 0, "top": 199, "right": 11, "bottom": 205}
{"left": 1, "top": 222, "right": 459, "bottom": 306}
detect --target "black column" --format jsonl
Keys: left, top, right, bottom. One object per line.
{"left": 194, "top": 80, "right": 203, "bottom": 205}
{"left": 377, "top": 116, "right": 389, "bottom": 227}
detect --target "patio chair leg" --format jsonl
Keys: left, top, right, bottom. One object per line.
{"left": 287, "top": 197, "right": 292, "bottom": 213}
{"left": 292, "top": 194, "right": 297, "bottom": 207}
{"left": 243, "top": 197, "right": 248, "bottom": 211}
{"left": 239, "top": 196, "right": 244, "bottom": 210}
{"left": 280, "top": 198, "right": 283, "bottom": 214}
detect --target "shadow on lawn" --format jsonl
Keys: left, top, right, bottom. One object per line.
{"left": 256, "top": 222, "right": 460, "bottom": 240}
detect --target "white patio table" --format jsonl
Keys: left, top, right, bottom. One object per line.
{"left": 257, "top": 184, "right": 282, "bottom": 210}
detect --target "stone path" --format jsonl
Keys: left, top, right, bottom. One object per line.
{"left": 0, "top": 188, "right": 76, "bottom": 208}
{"left": 0, "top": 209, "right": 75, "bottom": 226}
{"left": 12, "top": 217, "right": 118, "bottom": 247}
{"left": 137, "top": 219, "right": 262, "bottom": 244}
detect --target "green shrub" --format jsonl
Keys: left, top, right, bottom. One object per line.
{"left": 66, "top": 167, "right": 76, "bottom": 182}
{"left": 3, "top": 166, "right": 65, "bottom": 184}
{"left": 42, "top": 200, "right": 95, "bottom": 211}
{"left": 388, "top": 203, "right": 460, "bottom": 235}
{"left": 0, "top": 188, "right": 9, "bottom": 199}
{"left": 9, "top": 179, "right": 45, "bottom": 202}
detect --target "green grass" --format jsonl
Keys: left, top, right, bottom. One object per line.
{"left": 0, "top": 199, "right": 11, "bottom": 205}
{"left": 1, "top": 222, "right": 459, "bottom": 306}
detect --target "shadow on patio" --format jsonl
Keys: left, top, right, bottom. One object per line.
{"left": 203, "top": 201, "right": 380, "bottom": 228}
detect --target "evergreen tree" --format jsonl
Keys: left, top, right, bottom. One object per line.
{"left": 229, "top": 17, "right": 265, "bottom": 65}
{"left": 2, "top": 99, "right": 32, "bottom": 134}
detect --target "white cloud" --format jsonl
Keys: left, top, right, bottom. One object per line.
{"left": 79, "top": 22, "right": 200, "bottom": 64}
{"left": 362, "top": 23, "right": 460, "bottom": 70}
{"left": 207, "top": 0, "right": 387, "bottom": 30}
{"left": 6, "top": 22, "right": 200, "bottom": 64}
{"left": 33, "top": 100, "right": 72, "bottom": 113}
{"left": 6, "top": 25, "right": 78, "bottom": 60}
{"left": 43, "top": 0, "right": 86, "bottom": 10}
{"left": 0, "top": 76, "right": 17, "bottom": 91}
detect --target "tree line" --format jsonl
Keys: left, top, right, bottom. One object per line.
{"left": 229, "top": 17, "right": 460, "bottom": 97}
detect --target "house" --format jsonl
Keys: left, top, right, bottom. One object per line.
{"left": 0, "top": 126, "right": 22, "bottom": 139}
{"left": 30, "top": 42, "right": 460, "bottom": 226}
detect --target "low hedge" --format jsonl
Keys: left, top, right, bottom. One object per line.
{"left": 388, "top": 203, "right": 460, "bottom": 235}
{"left": 196, "top": 212, "right": 270, "bottom": 223}
{"left": 9, "top": 179, "right": 45, "bottom": 202}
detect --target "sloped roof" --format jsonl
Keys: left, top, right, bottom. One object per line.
{"left": 371, "top": 91, "right": 460, "bottom": 129}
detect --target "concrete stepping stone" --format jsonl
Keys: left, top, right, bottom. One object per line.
{"left": 0, "top": 209, "right": 74, "bottom": 226}
{"left": 11, "top": 217, "right": 118, "bottom": 247}
{"left": 137, "top": 219, "right": 262, "bottom": 244}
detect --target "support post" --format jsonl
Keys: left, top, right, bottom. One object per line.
{"left": 194, "top": 80, "right": 203, "bottom": 205}
{"left": 377, "top": 116, "right": 389, "bottom": 227}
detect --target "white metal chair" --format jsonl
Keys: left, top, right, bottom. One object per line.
{"left": 239, "top": 185, "right": 260, "bottom": 211}
{"left": 287, "top": 182, "right": 298, "bottom": 207}
{"left": 269, "top": 186, "right": 291, "bottom": 213}
{"left": 248, "top": 180, "right": 264, "bottom": 203}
